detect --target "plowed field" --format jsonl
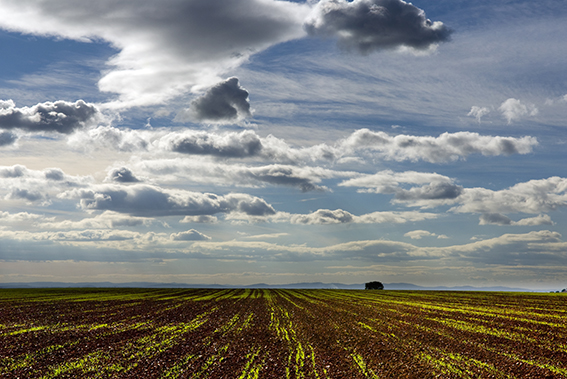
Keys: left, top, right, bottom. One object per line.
{"left": 1, "top": 288, "right": 566, "bottom": 378}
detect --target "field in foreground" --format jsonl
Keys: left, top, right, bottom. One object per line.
{"left": 1, "top": 289, "right": 566, "bottom": 378}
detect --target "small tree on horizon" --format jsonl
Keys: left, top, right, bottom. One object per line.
{"left": 365, "top": 281, "right": 384, "bottom": 290}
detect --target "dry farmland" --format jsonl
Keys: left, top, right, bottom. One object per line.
{"left": 1, "top": 288, "right": 566, "bottom": 378}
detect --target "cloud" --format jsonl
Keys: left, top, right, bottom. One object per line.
{"left": 180, "top": 215, "right": 218, "bottom": 224}
{"left": 339, "top": 129, "right": 538, "bottom": 163}
{"left": 288, "top": 209, "right": 440, "bottom": 225}
{"left": 106, "top": 167, "right": 140, "bottom": 183}
{"left": 162, "top": 128, "right": 538, "bottom": 164}
{"left": 467, "top": 106, "right": 490, "bottom": 123}
{"left": 2, "top": 227, "right": 563, "bottom": 267}
{"left": 479, "top": 213, "right": 513, "bottom": 226}
{"left": 344, "top": 171, "right": 567, "bottom": 215}
{"left": 0, "top": 131, "right": 18, "bottom": 147}
{"left": 171, "top": 229, "right": 211, "bottom": 241}
{"left": 0, "top": 165, "right": 27, "bottom": 178}
{"left": 1, "top": 229, "right": 143, "bottom": 243}
{"left": 290, "top": 209, "right": 354, "bottom": 224}
{"left": 0, "top": 211, "right": 47, "bottom": 224}
{"left": 243, "top": 165, "right": 331, "bottom": 192}
{"left": 61, "top": 184, "right": 276, "bottom": 217}
{"left": 479, "top": 213, "right": 554, "bottom": 226}
{"left": 304, "top": 0, "right": 452, "bottom": 54}
{"left": 69, "top": 127, "right": 538, "bottom": 165}
{"left": 352, "top": 211, "right": 439, "bottom": 224}
{"left": 37, "top": 211, "right": 158, "bottom": 230}
{"left": 340, "top": 170, "right": 462, "bottom": 207}
{"left": 394, "top": 182, "right": 463, "bottom": 203}
{"left": 67, "top": 126, "right": 150, "bottom": 153}
{"left": 514, "top": 214, "right": 554, "bottom": 226}
{"left": 0, "top": 165, "right": 93, "bottom": 204}
{"left": 226, "top": 208, "right": 438, "bottom": 225}
{"left": 189, "top": 238, "right": 430, "bottom": 262}
{"left": 453, "top": 176, "right": 567, "bottom": 215}
{"left": 0, "top": 0, "right": 310, "bottom": 108}
{"left": 135, "top": 159, "right": 344, "bottom": 192}
{"left": 181, "top": 77, "right": 252, "bottom": 123}
{"left": 339, "top": 170, "right": 453, "bottom": 194}
{"left": 499, "top": 98, "right": 538, "bottom": 124}
{"left": 6, "top": 188, "right": 45, "bottom": 202}
{"left": 163, "top": 130, "right": 263, "bottom": 158}
{"left": 187, "top": 230, "right": 565, "bottom": 265}
{"left": 243, "top": 233, "right": 289, "bottom": 239}
{"left": 438, "top": 230, "right": 565, "bottom": 266}
{"left": 0, "top": 100, "right": 101, "bottom": 134}
{"left": 404, "top": 230, "right": 436, "bottom": 239}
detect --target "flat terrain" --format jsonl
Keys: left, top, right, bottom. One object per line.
{"left": 0, "top": 288, "right": 566, "bottom": 378}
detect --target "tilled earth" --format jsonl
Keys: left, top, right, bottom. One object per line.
{"left": 0, "top": 288, "right": 566, "bottom": 378}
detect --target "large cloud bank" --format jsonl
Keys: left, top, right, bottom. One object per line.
{"left": 0, "top": 0, "right": 453, "bottom": 109}
{"left": 61, "top": 184, "right": 277, "bottom": 217}
{"left": 0, "top": 0, "right": 310, "bottom": 108}
{"left": 74, "top": 127, "right": 537, "bottom": 164}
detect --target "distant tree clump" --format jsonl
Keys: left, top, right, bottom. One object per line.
{"left": 365, "top": 281, "right": 384, "bottom": 290}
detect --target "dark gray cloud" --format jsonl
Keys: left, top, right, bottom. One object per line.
{"left": 0, "top": 165, "right": 26, "bottom": 178}
{"left": 44, "top": 168, "right": 66, "bottom": 181}
{"left": 7, "top": 188, "right": 44, "bottom": 202}
{"left": 166, "top": 130, "right": 263, "bottom": 158}
{"left": 395, "top": 182, "right": 464, "bottom": 201}
{"left": 66, "top": 184, "right": 276, "bottom": 217}
{"left": 107, "top": 167, "right": 140, "bottom": 183}
{"left": 189, "top": 77, "right": 252, "bottom": 122}
{"left": 479, "top": 213, "right": 554, "bottom": 226}
{"left": 0, "top": 100, "right": 100, "bottom": 134}
{"left": 304, "top": 0, "right": 452, "bottom": 54}
{"left": 479, "top": 213, "right": 513, "bottom": 226}
{"left": 0, "top": 131, "right": 17, "bottom": 146}
{"left": 245, "top": 165, "right": 326, "bottom": 192}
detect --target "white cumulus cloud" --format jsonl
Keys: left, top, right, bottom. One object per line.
{"left": 499, "top": 98, "right": 538, "bottom": 124}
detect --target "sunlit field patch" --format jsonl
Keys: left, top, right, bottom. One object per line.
{"left": 1, "top": 288, "right": 566, "bottom": 378}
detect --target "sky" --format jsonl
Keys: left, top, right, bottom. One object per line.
{"left": 0, "top": 0, "right": 566, "bottom": 290}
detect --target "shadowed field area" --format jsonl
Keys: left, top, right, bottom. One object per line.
{"left": 1, "top": 288, "right": 566, "bottom": 378}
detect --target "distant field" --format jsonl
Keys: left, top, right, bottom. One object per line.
{"left": 1, "top": 289, "right": 566, "bottom": 378}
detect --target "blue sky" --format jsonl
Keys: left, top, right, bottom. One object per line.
{"left": 0, "top": 0, "right": 566, "bottom": 289}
